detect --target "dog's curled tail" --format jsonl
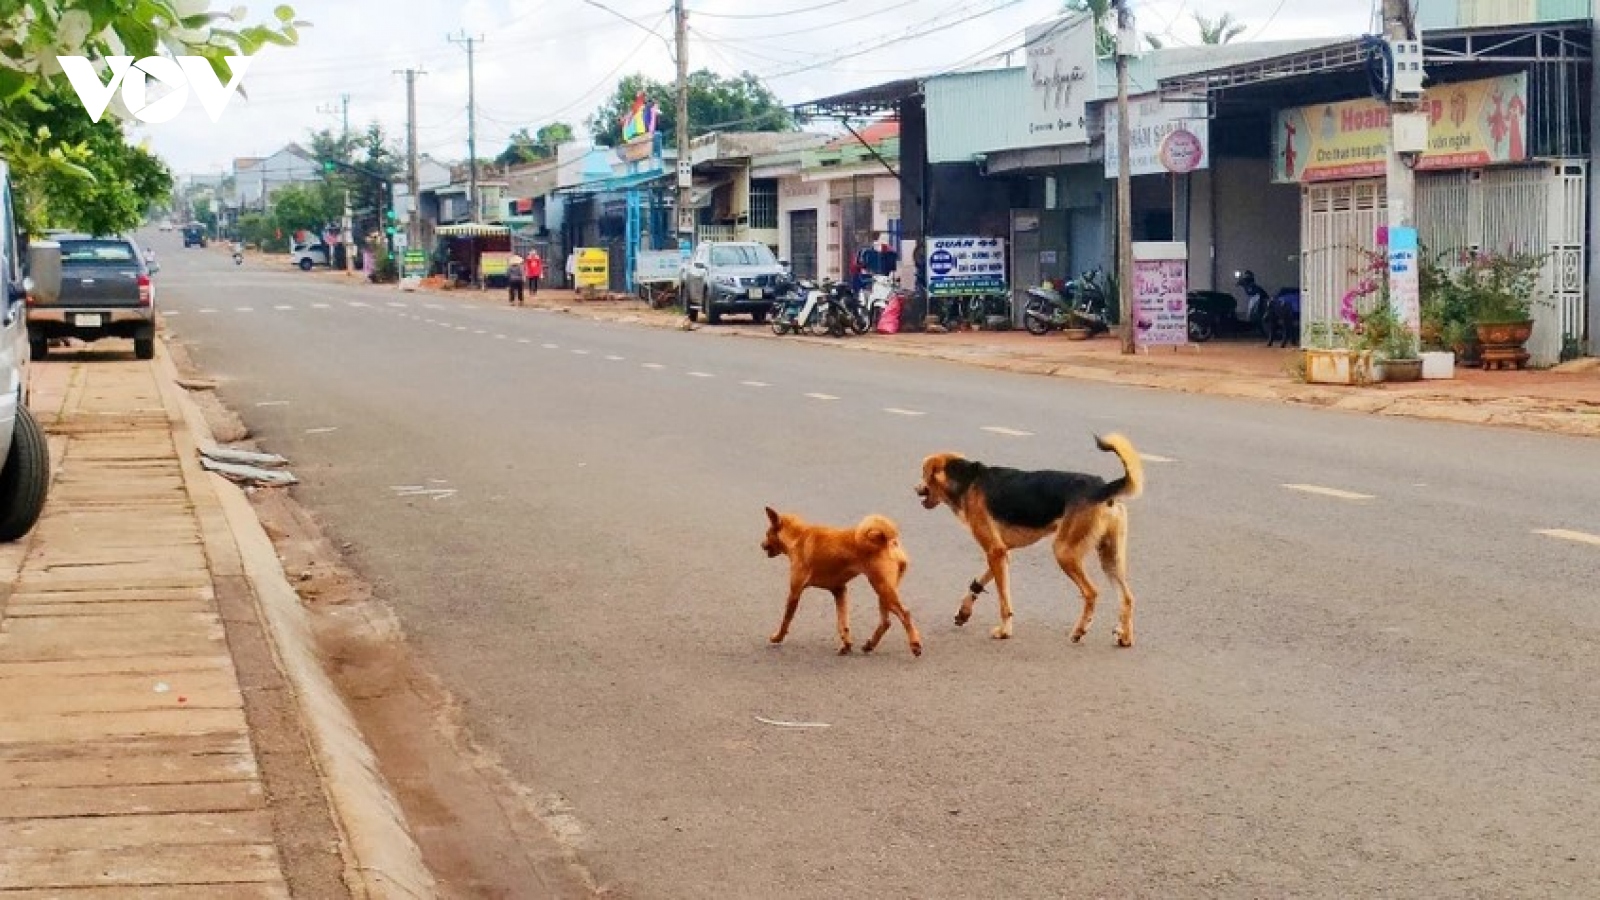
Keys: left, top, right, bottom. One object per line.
{"left": 1094, "top": 432, "right": 1144, "bottom": 501}
{"left": 858, "top": 514, "right": 901, "bottom": 547}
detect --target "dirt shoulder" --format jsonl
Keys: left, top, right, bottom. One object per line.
{"left": 163, "top": 335, "right": 609, "bottom": 899}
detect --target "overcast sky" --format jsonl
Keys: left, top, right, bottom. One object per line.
{"left": 133, "top": 0, "right": 1375, "bottom": 176}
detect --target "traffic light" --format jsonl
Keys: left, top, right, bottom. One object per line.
{"left": 322, "top": 160, "right": 336, "bottom": 174}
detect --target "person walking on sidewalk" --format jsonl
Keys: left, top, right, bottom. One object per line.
{"left": 526, "top": 250, "right": 543, "bottom": 296}
{"left": 506, "top": 251, "right": 526, "bottom": 305}
{"left": 565, "top": 250, "right": 576, "bottom": 289}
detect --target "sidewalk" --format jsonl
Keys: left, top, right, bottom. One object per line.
{"left": 0, "top": 354, "right": 429, "bottom": 897}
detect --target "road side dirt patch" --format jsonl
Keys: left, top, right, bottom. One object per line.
{"left": 165, "top": 338, "right": 611, "bottom": 899}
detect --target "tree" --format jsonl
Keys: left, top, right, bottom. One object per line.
{"left": 496, "top": 122, "right": 574, "bottom": 166}
{"left": 1193, "top": 11, "right": 1246, "bottom": 44}
{"left": 0, "top": 2, "right": 305, "bottom": 230}
{"left": 269, "top": 182, "right": 339, "bottom": 235}
{"left": 1061, "top": 0, "right": 1115, "bottom": 57}
{"left": 586, "top": 70, "right": 794, "bottom": 147}
{"left": 6, "top": 86, "right": 172, "bottom": 234}
{"left": 307, "top": 124, "right": 401, "bottom": 231}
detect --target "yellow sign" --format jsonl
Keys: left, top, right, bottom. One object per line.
{"left": 1273, "top": 74, "right": 1528, "bottom": 183}
{"left": 479, "top": 252, "right": 509, "bottom": 277}
{"left": 576, "top": 247, "right": 609, "bottom": 289}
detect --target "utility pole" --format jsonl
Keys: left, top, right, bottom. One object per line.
{"left": 318, "top": 93, "right": 351, "bottom": 143}
{"left": 674, "top": 0, "right": 692, "bottom": 248}
{"left": 1380, "top": 0, "right": 1425, "bottom": 339}
{"left": 342, "top": 188, "right": 353, "bottom": 277}
{"left": 1382, "top": 0, "right": 1417, "bottom": 233}
{"left": 1113, "top": 0, "right": 1135, "bottom": 354}
{"left": 394, "top": 68, "right": 426, "bottom": 249}
{"left": 449, "top": 32, "right": 484, "bottom": 222}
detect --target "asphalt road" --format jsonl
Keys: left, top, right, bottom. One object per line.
{"left": 140, "top": 232, "right": 1600, "bottom": 899}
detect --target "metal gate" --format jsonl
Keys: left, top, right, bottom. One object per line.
{"left": 836, "top": 195, "right": 873, "bottom": 279}
{"left": 1415, "top": 161, "right": 1587, "bottom": 366}
{"left": 788, "top": 209, "right": 818, "bottom": 279}
{"left": 1300, "top": 180, "right": 1388, "bottom": 334}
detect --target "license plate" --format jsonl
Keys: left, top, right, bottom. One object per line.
{"left": 747, "top": 288, "right": 765, "bottom": 300}
{"left": 73, "top": 314, "right": 103, "bottom": 328}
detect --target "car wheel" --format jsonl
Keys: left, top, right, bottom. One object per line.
{"left": 135, "top": 336, "right": 155, "bottom": 360}
{"left": 0, "top": 405, "right": 49, "bottom": 542}
{"left": 298, "top": 257, "right": 313, "bottom": 271}
{"left": 28, "top": 336, "right": 46, "bottom": 361}
{"left": 752, "top": 309, "right": 768, "bottom": 324}
{"left": 706, "top": 302, "right": 722, "bottom": 325}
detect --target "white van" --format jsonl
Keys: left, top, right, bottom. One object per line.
{"left": 0, "top": 159, "right": 51, "bottom": 541}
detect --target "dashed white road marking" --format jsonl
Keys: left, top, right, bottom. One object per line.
{"left": 1535, "top": 528, "right": 1600, "bottom": 548}
{"left": 312, "top": 303, "right": 330, "bottom": 309}
{"left": 274, "top": 304, "right": 293, "bottom": 310}
{"left": 495, "top": 334, "right": 508, "bottom": 339}
{"left": 642, "top": 363, "right": 665, "bottom": 369}
{"left": 387, "top": 302, "right": 407, "bottom": 308}
{"left": 741, "top": 380, "right": 770, "bottom": 388}
{"left": 163, "top": 311, "right": 182, "bottom": 317}
{"left": 198, "top": 308, "right": 216, "bottom": 313}
{"left": 543, "top": 343, "right": 560, "bottom": 349}
{"left": 349, "top": 301, "right": 370, "bottom": 308}
{"left": 572, "top": 349, "right": 590, "bottom": 355}
{"left": 1140, "top": 453, "right": 1177, "bottom": 463}
{"left": 805, "top": 392, "right": 840, "bottom": 401}
{"left": 455, "top": 325, "right": 468, "bottom": 331}
{"left": 982, "top": 426, "right": 1032, "bottom": 437}
{"left": 255, "top": 400, "right": 290, "bottom": 407}
{"left": 305, "top": 427, "right": 337, "bottom": 435}
{"left": 517, "top": 338, "right": 532, "bottom": 344}
{"left": 424, "top": 304, "right": 443, "bottom": 310}
{"left": 473, "top": 329, "right": 487, "bottom": 335}
{"left": 235, "top": 307, "right": 254, "bottom": 312}
{"left": 605, "top": 355, "right": 624, "bottom": 361}
{"left": 883, "top": 407, "right": 924, "bottom": 416}
{"left": 687, "top": 370, "right": 713, "bottom": 377}
{"left": 1283, "top": 483, "right": 1374, "bottom": 501}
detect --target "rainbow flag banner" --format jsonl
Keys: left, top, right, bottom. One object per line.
{"left": 620, "top": 92, "right": 660, "bottom": 144}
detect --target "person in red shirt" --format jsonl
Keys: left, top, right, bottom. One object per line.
{"left": 526, "top": 251, "right": 544, "bottom": 295}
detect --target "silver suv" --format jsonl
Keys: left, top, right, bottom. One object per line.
{"left": 681, "top": 241, "right": 785, "bottom": 324}
{"left": 0, "top": 160, "right": 51, "bottom": 542}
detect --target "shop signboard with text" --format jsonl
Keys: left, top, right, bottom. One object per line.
{"left": 1022, "top": 13, "right": 1097, "bottom": 148}
{"left": 1104, "top": 93, "right": 1209, "bottom": 178}
{"left": 1272, "top": 73, "right": 1528, "bottom": 183}
{"left": 1132, "top": 242, "right": 1188, "bottom": 348}
{"left": 576, "top": 247, "right": 610, "bottom": 289}
{"left": 926, "top": 237, "right": 1007, "bottom": 297}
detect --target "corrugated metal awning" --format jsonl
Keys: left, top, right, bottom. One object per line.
{"left": 436, "top": 223, "right": 510, "bottom": 236}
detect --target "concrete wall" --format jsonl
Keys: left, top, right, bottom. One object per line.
{"left": 1187, "top": 156, "right": 1300, "bottom": 297}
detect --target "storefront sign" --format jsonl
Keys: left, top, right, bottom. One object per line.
{"left": 1131, "top": 242, "right": 1188, "bottom": 348}
{"left": 1104, "top": 94, "right": 1210, "bottom": 178}
{"left": 926, "top": 236, "right": 1006, "bottom": 297}
{"left": 398, "top": 249, "right": 428, "bottom": 291}
{"left": 576, "top": 247, "right": 609, "bottom": 289}
{"left": 1272, "top": 73, "right": 1529, "bottom": 183}
{"left": 634, "top": 250, "right": 681, "bottom": 285}
{"left": 1387, "top": 226, "right": 1420, "bottom": 334}
{"left": 1023, "top": 13, "right": 1096, "bottom": 148}
{"left": 479, "top": 252, "right": 510, "bottom": 278}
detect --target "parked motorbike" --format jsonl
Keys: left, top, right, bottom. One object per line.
{"left": 1022, "top": 281, "right": 1078, "bottom": 334}
{"left": 770, "top": 276, "right": 817, "bottom": 335}
{"left": 856, "top": 274, "right": 895, "bottom": 332}
{"left": 1027, "top": 269, "right": 1111, "bottom": 335}
{"left": 813, "top": 280, "right": 856, "bottom": 337}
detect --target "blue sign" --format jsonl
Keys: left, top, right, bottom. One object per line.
{"left": 926, "top": 236, "right": 1007, "bottom": 297}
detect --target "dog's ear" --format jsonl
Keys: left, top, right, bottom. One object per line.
{"left": 764, "top": 506, "right": 780, "bottom": 526}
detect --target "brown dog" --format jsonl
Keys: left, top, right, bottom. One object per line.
{"left": 761, "top": 507, "right": 922, "bottom": 657}
{"left": 914, "top": 433, "right": 1144, "bottom": 646}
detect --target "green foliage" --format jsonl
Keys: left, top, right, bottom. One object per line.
{"left": 238, "top": 212, "right": 285, "bottom": 251}
{"left": 587, "top": 70, "right": 794, "bottom": 147}
{"left": 0, "top": 2, "right": 306, "bottom": 227}
{"left": 6, "top": 86, "right": 172, "bottom": 234}
{"left": 496, "top": 122, "right": 573, "bottom": 166}
{"left": 308, "top": 124, "right": 400, "bottom": 231}
{"left": 1061, "top": 0, "right": 1115, "bottom": 56}
{"left": 269, "top": 182, "right": 339, "bottom": 234}
{"left": 1420, "top": 247, "right": 1544, "bottom": 343}
{"left": 1193, "top": 11, "right": 1246, "bottom": 44}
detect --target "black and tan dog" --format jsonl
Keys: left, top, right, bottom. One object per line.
{"left": 762, "top": 507, "right": 922, "bottom": 657}
{"left": 914, "top": 433, "right": 1144, "bottom": 646}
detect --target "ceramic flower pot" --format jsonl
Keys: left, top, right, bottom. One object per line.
{"left": 1475, "top": 319, "right": 1533, "bottom": 371}
{"left": 1383, "top": 358, "right": 1423, "bottom": 382}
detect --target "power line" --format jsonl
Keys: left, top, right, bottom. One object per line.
{"left": 582, "top": 0, "right": 676, "bottom": 56}
{"left": 693, "top": 0, "right": 851, "bottom": 18}
{"left": 696, "top": 0, "right": 929, "bottom": 44}
{"left": 759, "top": 0, "right": 1026, "bottom": 81}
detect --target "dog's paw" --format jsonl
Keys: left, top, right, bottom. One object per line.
{"left": 989, "top": 624, "right": 1012, "bottom": 640}
{"left": 1114, "top": 630, "right": 1133, "bottom": 648}
{"left": 837, "top": 644, "right": 853, "bottom": 656}
{"left": 861, "top": 642, "right": 877, "bottom": 654}
{"left": 953, "top": 612, "right": 970, "bottom": 627}
{"left": 768, "top": 633, "right": 785, "bottom": 645}
{"left": 910, "top": 642, "right": 923, "bottom": 657}
{"left": 1070, "top": 629, "right": 1086, "bottom": 643}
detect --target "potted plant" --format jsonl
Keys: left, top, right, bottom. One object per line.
{"left": 1380, "top": 322, "right": 1423, "bottom": 382}
{"left": 1460, "top": 249, "right": 1543, "bottom": 370}
{"left": 1302, "top": 321, "right": 1372, "bottom": 385}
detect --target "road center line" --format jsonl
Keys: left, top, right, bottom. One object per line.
{"left": 883, "top": 407, "right": 924, "bottom": 416}
{"left": 805, "top": 392, "right": 839, "bottom": 401}
{"left": 606, "top": 355, "right": 625, "bottom": 361}
{"left": 1140, "top": 453, "right": 1177, "bottom": 463}
{"left": 305, "top": 427, "right": 337, "bottom": 435}
{"left": 495, "top": 334, "right": 508, "bottom": 339}
{"left": 742, "top": 380, "right": 770, "bottom": 387}
{"left": 642, "top": 363, "right": 665, "bottom": 369}
{"left": 572, "top": 349, "right": 591, "bottom": 355}
{"left": 982, "top": 426, "right": 1032, "bottom": 437}
{"left": 255, "top": 400, "right": 290, "bottom": 407}
{"left": 198, "top": 308, "right": 216, "bottom": 313}
{"left": 274, "top": 305, "right": 293, "bottom": 310}
{"left": 543, "top": 343, "right": 560, "bottom": 349}
{"left": 235, "top": 307, "right": 254, "bottom": 312}
{"left": 162, "top": 310, "right": 182, "bottom": 317}
{"left": 312, "top": 303, "right": 330, "bottom": 309}
{"left": 688, "top": 371, "right": 713, "bottom": 377}
{"left": 517, "top": 338, "right": 532, "bottom": 343}
{"left": 1534, "top": 528, "right": 1600, "bottom": 548}
{"left": 1283, "top": 483, "right": 1375, "bottom": 501}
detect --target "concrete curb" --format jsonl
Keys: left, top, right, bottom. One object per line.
{"left": 154, "top": 341, "right": 438, "bottom": 900}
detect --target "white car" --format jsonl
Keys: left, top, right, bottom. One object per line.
{"left": 289, "top": 241, "right": 331, "bottom": 271}
{"left": 0, "top": 160, "right": 51, "bottom": 542}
